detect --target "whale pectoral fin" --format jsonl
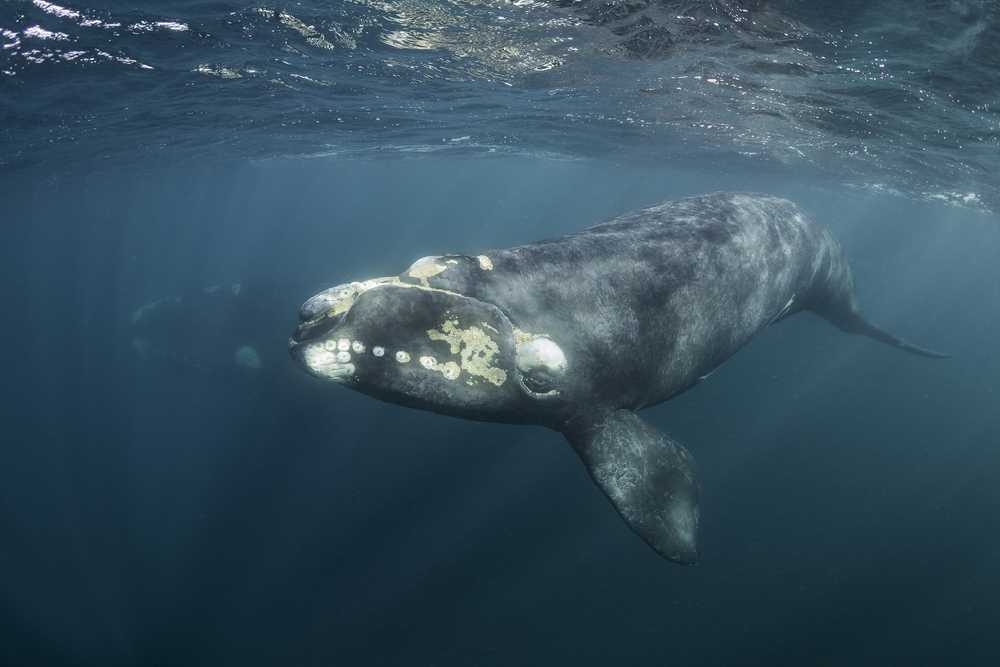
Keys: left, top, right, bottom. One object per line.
{"left": 564, "top": 410, "right": 700, "bottom": 564}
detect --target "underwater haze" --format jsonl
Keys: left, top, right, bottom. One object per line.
{"left": 3, "top": 1, "right": 1000, "bottom": 666}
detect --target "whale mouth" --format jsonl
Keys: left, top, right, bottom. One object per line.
{"left": 291, "top": 309, "right": 344, "bottom": 347}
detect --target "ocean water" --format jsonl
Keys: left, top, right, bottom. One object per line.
{"left": 2, "top": 1, "right": 1000, "bottom": 666}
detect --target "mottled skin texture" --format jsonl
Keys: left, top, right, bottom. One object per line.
{"left": 290, "top": 192, "right": 945, "bottom": 564}
{"left": 430, "top": 194, "right": 847, "bottom": 411}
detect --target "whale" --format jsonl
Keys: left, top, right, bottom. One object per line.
{"left": 289, "top": 192, "right": 946, "bottom": 564}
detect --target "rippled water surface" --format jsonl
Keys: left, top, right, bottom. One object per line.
{"left": 2, "top": 0, "right": 998, "bottom": 210}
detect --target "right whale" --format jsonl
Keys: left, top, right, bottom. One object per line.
{"left": 290, "top": 192, "right": 948, "bottom": 564}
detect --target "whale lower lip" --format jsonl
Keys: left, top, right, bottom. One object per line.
{"left": 290, "top": 339, "right": 356, "bottom": 382}
{"left": 288, "top": 338, "right": 356, "bottom": 382}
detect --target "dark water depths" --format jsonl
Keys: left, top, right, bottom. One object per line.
{"left": 3, "top": 1, "right": 1000, "bottom": 665}
{"left": 3, "top": 159, "right": 999, "bottom": 665}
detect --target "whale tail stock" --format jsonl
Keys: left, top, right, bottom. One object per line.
{"left": 841, "top": 314, "right": 950, "bottom": 359}
{"left": 816, "top": 302, "right": 950, "bottom": 359}
{"left": 563, "top": 410, "right": 700, "bottom": 564}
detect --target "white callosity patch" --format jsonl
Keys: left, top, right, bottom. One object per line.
{"left": 337, "top": 338, "right": 350, "bottom": 351}
{"left": 407, "top": 256, "right": 445, "bottom": 277}
{"left": 372, "top": 346, "right": 385, "bottom": 357}
{"left": 395, "top": 350, "right": 411, "bottom": 363}
{"left": 303, "top": 344, "right": 355, "bottom": 382}
{"left": 419, "top": 355, "right": 462, "bottom": 381}
{"left": 300, "top": 278, "right": 395, "bottom": 322}
{"left": 406, "top": 255, "right": 459, "bottom": 287}
{"left": 351, "top": 341, "right": 365, "bottom": 353}
{"left": 426, "top": 319, "right": 506, "bottom": 387}
{"left": 324, "top": 339, "right": 337, "bottom": 352}
{"left": 476, "top": 255, "right": 494, "bottom": 271}
{"left": 336, "top": 350, "right": 351, "bottom": 363}
{"left": 301, "top": 283, "right": 358, "bottom": 318}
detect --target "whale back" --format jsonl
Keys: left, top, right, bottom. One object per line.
{"left": 413, "top": 193, "right": 837, "bottom": 412}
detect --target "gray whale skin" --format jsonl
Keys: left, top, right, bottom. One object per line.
{"left": 289, "top": 192, "right": 946, "bottom": 564}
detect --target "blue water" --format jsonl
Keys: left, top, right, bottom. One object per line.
{"left": 3, "top": 1, "right": 1000, "bottom": 665}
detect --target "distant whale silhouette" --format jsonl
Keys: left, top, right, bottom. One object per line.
{"left": 290, "top": 192, "right": 947, "bottom": 564}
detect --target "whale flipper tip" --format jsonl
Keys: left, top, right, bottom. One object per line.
{"left": 565, "top": 410, "right": 700, "bottom": 565}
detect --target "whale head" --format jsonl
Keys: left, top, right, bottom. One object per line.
{"left": 289, "top": 258, "right": 572, "bottom": 425}
{"left": 290, "top": 250, "right": 700, "bottom": 564}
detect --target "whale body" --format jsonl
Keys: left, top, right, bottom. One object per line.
{"left": 289, "top": 192, "right": 946, "bottom": 563}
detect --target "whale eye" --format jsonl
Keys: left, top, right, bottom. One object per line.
{"left": 521, "top": 368, "right": 556, "bottom": 394}
{"left": 516, "top": 336, "right": 566, "bottom": 398}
